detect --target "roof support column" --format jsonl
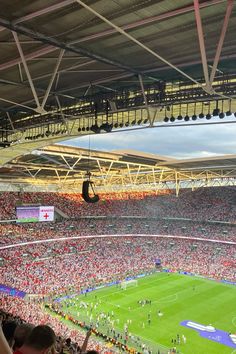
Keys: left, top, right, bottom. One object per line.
{"left": 138, "top": 74, "right": 150, "bottom": 124}
{"left": 41, "top": 49, "right": 65, "bottom": 109}
{"left": 209, "top": 0, "right": 234, "bottom": 85}
{"left": 12, "top": 31, "right": 46, "bottom": 114}
{"left": 6, "top": 112, "right": 15, "bottom": 131}
{"left": 175, "top": 171, "right": 180, "bottom": 197}
{"left": 193, "top": 0, "right": 211, "bottom": 92}
{"left": 55, "top": 95, "right": 69, "bottom": 131}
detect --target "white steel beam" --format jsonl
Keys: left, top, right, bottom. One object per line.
{"left": 41, "top": 49, "right": 65, "bottom": 109}
{"left": 209, "top": 0, "right": 234, "bottom": 85}
{"left": 0, "top": 45, "right": 56, "bottom": 72}
{"left": 12, "top": 31, "right": 44, "bottom": 113}
{"left": 55, "top": 96, "right": 69, "bottom": 130}
{"left": 76, "top": 0, "right": 204, "bottom": 87}
{"left": 0, "top": 97, "right": 35, "bottom": 111}
{"left": 28, "top": 59, "right": 96, "bottom": 83}
{"left": 0, "top": 0, "right": 75, "bottom": 32}
{"left": 193, "top": 0, "right": 211, "bottom": 92}
{"left": 18, "top": 63, "right": 23, "bottom": 82}
{"left": 138, "top": 74, "right": 150, "bottom": 124}
{"left": 6, "top": 112, "right": 15, "bottom": 131}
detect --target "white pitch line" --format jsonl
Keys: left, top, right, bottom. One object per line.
{"left": 231, "top": 316, "right": 236, "bottom": 328}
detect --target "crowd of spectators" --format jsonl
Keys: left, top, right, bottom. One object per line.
{"left": 0, "top": 187, "right": 236, "bottom": 222}
{"left": 0, "top": 299, "right": 116, "bottom": 354}
{"left": 1, "top": 236, "right": 235, "bottom": 295}
{"left": 1, "top": 186, "right": 236, "bottom": 353}
{"left": 1, "top": 235, "right": 235, "bottom": 353}
{"left": 0, "top": 217, "right": 236, "bottom": 248}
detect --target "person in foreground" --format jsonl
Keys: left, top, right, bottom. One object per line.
{"left": 13, "top": 325, "right": 56, "bottom": 354}
{"left": 0, "top": 320, "right": 13, "bottom": 354}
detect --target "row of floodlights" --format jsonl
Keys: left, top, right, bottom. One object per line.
{"left": 163, "top": 109, "right": 236, "bottom": 123}
{"left": 23, "top": 109, "right": 236, "bottom": 140}
{"left": 77, "top": 118, "right": 150, "bottom": 133}
{"left": 25, "top": 128, "right": 68, "bottom": 140}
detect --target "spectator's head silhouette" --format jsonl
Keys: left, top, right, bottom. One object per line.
{"left": 2, "top": 320, "right": 18, "bottom": 348}
{"left": 18, "top": 325, "right": 56, "bottom": 353}
{"left": 14, "top": 323, "right": 34, "bottom": 350}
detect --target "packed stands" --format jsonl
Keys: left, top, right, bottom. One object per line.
{"left": 1, "top": 187, "right": 236, "bottom": 222}
{"left": 0, "top": 186, "right": 236, "bottom": 353}
{"left": 0, "top": 303, "right": 115, "bottom": 353}
{"left": 1, "top": 236, "right": 235, "bottom": 295}
{"left": 0, "top": 218, "right": 236, "bottom": 248}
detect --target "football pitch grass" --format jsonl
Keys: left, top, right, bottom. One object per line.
{"left": 60, "top": 273, "right": 236, "bottom": 354}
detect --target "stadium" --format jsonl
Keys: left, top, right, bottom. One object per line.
{"left": 0, "top": 1, "right": 236, "bottom": 354}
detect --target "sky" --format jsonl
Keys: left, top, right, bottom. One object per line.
{"left": 61, "top": 115, "right": 236, "bottom": 160}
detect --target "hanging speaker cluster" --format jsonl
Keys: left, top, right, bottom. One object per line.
{"left": 82, "top": 180, "right": 99, "bottom": 203}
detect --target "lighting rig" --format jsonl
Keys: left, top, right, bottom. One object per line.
{"left": 0, "top": 74, "right": 236, "bottom": 146}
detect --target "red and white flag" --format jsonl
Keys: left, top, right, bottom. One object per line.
{"left": 39, "top": 206, "right": 54, "bottom": 222}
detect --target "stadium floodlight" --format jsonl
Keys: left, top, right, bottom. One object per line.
{"left": 184, "top": 115, "right": 190, "bottom": 121}
{"left": 191, "top": 102, "right": 197, "bottom": 121}
{"left": 219, "top": 112, "right": 225, "bottom": 119}
{"left": 100, "top": 122, "right": 113, "bottom": 132}
{"left": 213, "top": 108, "right": 220, "bottom": 116}
{"left": 45, "top": 130, "right": 51, "bottom": 137}
{"left": 0, "top": 141, "right": 11, "bottom": 148}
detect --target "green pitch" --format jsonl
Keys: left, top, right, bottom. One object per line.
{"left": 60, "top": 273, "right": 236, "bottom": 354}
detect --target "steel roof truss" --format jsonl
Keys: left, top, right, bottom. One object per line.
{"left": 76, "top": 0, "right": 203, "bottom": 88}
{"left": 194, "top": 0, "right": 211, "bottom": 92}
{"left": 210, "top": 0, "right": 234, "bottom": 85}
{"left": 41, "top": 49, "right": 65, "bottom": 109}
{"left": 138, "top": 74, "right": 151, "bottom": 125}
{"left": 12, "top": 31, "right": 42, "bottom": 112}
{"left": 25, "top": 167, "right": 41, "bottom": 178}
{"left": 194, "top": 0, "right": 234, "bottom": 93}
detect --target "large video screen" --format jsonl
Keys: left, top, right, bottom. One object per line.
{"left": 16, "top": 206, "right": 54, "bottom": 223}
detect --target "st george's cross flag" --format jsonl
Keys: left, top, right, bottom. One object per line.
{"left": 38, "top": 206, "right": 55, "bottom": 222}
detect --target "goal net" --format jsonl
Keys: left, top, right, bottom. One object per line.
{"left": 120, "top": 279, "right": 138, "bottom": 290}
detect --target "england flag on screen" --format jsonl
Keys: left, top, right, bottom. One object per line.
{"left": 39, "top": 206, "right": 54, "bottom": 222}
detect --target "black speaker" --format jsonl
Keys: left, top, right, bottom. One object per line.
{"left": 82, "top": 180, "right": 99, "bottom": 203}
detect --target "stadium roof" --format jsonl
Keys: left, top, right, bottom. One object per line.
{"left": 0, "top": 0, "right": 235, "bottom": 109}
{"left": 0, "top": 0, "right": 235, "bottom": 193}
{"left": 0, "top": 0, "right": 235, "bottom": 154}
{"left": 1, "top": 144, "right": 236, "bottom": 194}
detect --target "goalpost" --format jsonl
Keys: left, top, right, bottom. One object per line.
{"left": 120, "top": 279, "right": 138, "bottom": 290}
